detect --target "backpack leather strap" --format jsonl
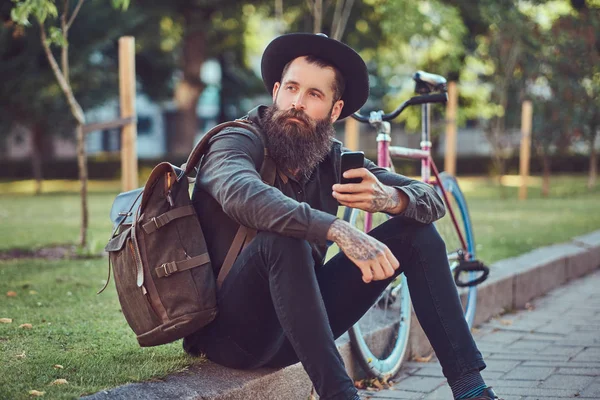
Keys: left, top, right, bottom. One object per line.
{"left": 184, "top": 118, "right": 276, "bottom": 290}
{"left": 217, "top": 152, "right": 277, "bottom": 289}
{"left": 155, "top": 253, "right": 211, "bottom": 278}
{"left": 141, "top": 205, "right": 195, "bottom": 234}
{"left": 217, "top": 226, "right": 250, "bottom": 288}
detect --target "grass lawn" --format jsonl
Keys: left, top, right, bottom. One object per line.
{"left": 1, "top": 174, "right": 599, "bottom": 399}
{"left": 0, "top": 259, "right": 203, "bottom": 400}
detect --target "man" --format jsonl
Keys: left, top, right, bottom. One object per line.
{"left": 184, "top": 33, "right": 501, "bottom": 400}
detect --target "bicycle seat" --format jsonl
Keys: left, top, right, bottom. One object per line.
{"left": 413, "top": 71, "right": 447, "bottom": 94}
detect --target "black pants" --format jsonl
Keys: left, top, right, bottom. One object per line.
{"left": 183, "top": 216, "right": 486, "bottom": 400}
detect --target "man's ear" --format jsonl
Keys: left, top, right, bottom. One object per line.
{"left": 272, "top": 82, "right": 280, "bottom": 102}
{"left": 330, "top": 100, "right": 345, "bottom": 123}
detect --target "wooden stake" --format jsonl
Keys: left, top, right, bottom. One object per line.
{"left": 519, "top": 100, "right": 533, "bottom": 200}
{"left": 444, "top": 81, "right": 458, "bottom": 176}
{"left": 345, "top": 117, "right": 359, "bottom": 151}
{"left": 119, "top": 36, "right": 138, "bottom": 192}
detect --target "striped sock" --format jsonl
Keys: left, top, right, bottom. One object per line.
{"left": 449, "top": 370, "right": 486, "bottom": 399}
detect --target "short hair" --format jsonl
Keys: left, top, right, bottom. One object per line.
{"left": 281, "top": 55, "right": 346, "bottom": 103}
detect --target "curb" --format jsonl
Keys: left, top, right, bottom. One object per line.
{"left": 84, "top": 230, "right": 600, "bottom": 400}
{"left": 405, "top": 230, "right": 600, "bottom": 362}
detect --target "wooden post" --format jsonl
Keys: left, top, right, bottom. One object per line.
{"left": 444, "top": 81, "right": 458, "bottom": 176}
{"left": 119, "top": 36, "right": 138, "bottom": 192}
{"left": 519, "top": 100, "right": 533, "bottom": 200}
{"left": 345, "top": 117, "right": 359, "bottom": 151}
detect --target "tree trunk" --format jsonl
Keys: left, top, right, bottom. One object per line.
{"left": 492, "top": 150, "right": 506, "bottom": 198}
{"left": 275, "top": 0, "right": 284, "bottom": 34}
{"left": 313, "top": 0, "right": 322, "bottom": 33}
{"left": 487, "top": 121, "right": 507, "bottom": 198}
{"left": 31, "top": 125, "right": 44, "bottom": 195}
{"left": 172, "top": 10, "right": 208, "bottom": 156}
{"left": 542, "top": 153, "right": 551, "bottom": 197}
{"left": 76, "top": 124, "right": 88, "bottom": 247}
{"left": 588, "top": 131, "right": 597, "bottom": 189}
{"left": 331, "top": 0, "right": 355, "bottom": 40}
{"left": 39, "top": 16, "right": 88, "bottom": 248}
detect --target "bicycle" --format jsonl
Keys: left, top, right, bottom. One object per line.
{"left": 345, "top": 71, "right": 490, "bottom": 379}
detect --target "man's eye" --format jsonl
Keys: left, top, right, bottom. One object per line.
{"left": 286, "top": 86, "right": 296, "bottom": 90}
{"left": 310, "top": 92, "right": 321, "bottom": 98}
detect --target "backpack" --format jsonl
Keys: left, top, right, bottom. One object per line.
{"left": 100, "top": 119, "right": 276, "bottom": 347}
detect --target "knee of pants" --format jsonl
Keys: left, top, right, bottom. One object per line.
{"left": 406, "top": 222, "right": 447, "bottom": 256}
{"left": 254, "top": 232, "right": 313, "bottom": 271}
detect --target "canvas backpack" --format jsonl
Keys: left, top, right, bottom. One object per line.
{"left": 100, "top": 119, "right": 276, "bottom": 347}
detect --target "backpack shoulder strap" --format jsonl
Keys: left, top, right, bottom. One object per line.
{"left": 183, "top": 118, "right": 276, "bottom": 290}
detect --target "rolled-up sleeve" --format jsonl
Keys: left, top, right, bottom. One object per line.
{"left": 197, "top": 129, "right": 336, "bottom": 245}
{"left": 364, "top": 158, "right": 446, "bottom": 224}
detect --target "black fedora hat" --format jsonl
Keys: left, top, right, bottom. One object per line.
{"left": 261, "top": 32, "right": 369, "bottom": 120}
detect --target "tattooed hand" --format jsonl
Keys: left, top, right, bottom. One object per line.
{"left": 332, "top": 168, "right": 408, "bottom": 214}
{"left": 327, "top": 219, "right": 400, "bottom": 283}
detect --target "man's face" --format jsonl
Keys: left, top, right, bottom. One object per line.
{"left": 272, "top": 56, "right": 344, "bottom": 125}
{"left": 261, "top": 56, "right": 345, "bottom": 179}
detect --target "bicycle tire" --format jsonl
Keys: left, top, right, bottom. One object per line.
{"left": 343, "top": 207, "right": 412, "bottom": 379}
{"left": 435, "top": 172, "right": 478, "bottom": 328}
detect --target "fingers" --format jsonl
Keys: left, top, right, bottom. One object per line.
{"left": 379, "top": 252, "right": 396, "bottom": 278}
{"left": 332, "top": 182, "right": 363, "bottom": 193}
{"left": 333, "top": 168, "right": 374, "bottom": 192}
{"left": 358, "top": 247, "right": 399, "bottom": 284}
{"left": 343, "top": 167, "right": 370, "bottom": 180}
{"left": 332, "top": 191, "right": 370, "bottom": 203}
{"left": 360, "top": 263, "right": 374, "bottom": 283}
{"left": 385, "top": 247, "right": 400, "bottom": 270}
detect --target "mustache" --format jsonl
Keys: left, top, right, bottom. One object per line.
{"left": 273, "top": 108, "right": 313, "bottom": 126}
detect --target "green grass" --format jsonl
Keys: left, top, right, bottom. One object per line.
{"left": 0, "top": 180, "right": 122, "bottom": 253}
{"left": 460, "top": 174, "right": 600, "bottom": 263}
{"left": 0, "top": 258, "right": 204, "bottom": 400}
{"left": 0, "top": 175, "right": 599, "bottom": 398}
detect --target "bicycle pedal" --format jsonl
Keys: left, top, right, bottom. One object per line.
{"left": 454, "top": 260, "right": 490, "bottom": 287}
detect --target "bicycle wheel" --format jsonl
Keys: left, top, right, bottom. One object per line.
{"left": 434, "top": 172, "right": 478, "bottom": 328}
{"left": 343, "top": 207, "right": 412, "bottom": 379}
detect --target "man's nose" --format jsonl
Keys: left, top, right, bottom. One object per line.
{"left": 291, "top": 94, "right": 306, "bottom": 111}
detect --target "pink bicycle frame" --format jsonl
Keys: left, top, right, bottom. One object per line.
{"left": 366, "top": 104, "right": 468, "bottom": 253}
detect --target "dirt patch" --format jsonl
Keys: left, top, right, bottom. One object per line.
{"left": 0, "top": 245, "right": 101, "bottom": 261}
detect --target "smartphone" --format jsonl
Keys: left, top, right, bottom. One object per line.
{"left": 340, "top": 151, "right": 365, "bottom": 184}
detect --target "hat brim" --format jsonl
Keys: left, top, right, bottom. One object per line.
{"left": 261, "top": 33, "right": 369, "bottom": 120}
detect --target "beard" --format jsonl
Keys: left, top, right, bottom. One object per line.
{"left": 262, "top": 104, "right": 336, "bottom": 180}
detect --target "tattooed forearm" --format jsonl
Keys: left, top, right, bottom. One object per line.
{"left": 327, "top": 219, "right": 382, "bottom": 261}
{"left": 371, "top": 183, "right": 399, "bottom": 213}
{"left": 370, "top": 184, "right": 407, "bottom": 215}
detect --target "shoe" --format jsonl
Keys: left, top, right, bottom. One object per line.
{"left": 463, "top": 387, "right": 502, "bottom": 400}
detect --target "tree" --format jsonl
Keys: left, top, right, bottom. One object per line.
{"left": 1, "top": 0, "right": 159, "bottom": 194}
{"left": 0, "top": 2, "right": 71, "bottom": 194}
{"left": 131, "top": 0, "right": 270, "bottom": 156}
{"left": 531, "top": 98, "right": 571, "bottom": 196}
{"left": 549, "top": 2, "right": 600, "bottom": 188}
{"left": 9, "top": 0, "right": 130, "bottom": 247}
{"left": 473, "top": 2, "right": 540, "bottom": 191}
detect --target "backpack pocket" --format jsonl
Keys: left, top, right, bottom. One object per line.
{"left": 106, "top": 226, "right": 162, "bottom": 335}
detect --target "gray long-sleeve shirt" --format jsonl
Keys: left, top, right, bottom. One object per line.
{"left": 191, "top": 106, "right": 446, "bottom": 275}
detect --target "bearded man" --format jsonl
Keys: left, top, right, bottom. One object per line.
{"left": 184, "top": 33, "right": 501, "bottom": 400}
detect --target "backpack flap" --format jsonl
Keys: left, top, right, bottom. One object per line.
{"left": 109, "top": 188, "right": 144, "bottom": 228}
{"left": 105, "top": 226, "right": 132, "bottom": 252}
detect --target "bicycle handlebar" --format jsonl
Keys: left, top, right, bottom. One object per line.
{"left": 352, "top": 92, "right": 448, "bottom": 123}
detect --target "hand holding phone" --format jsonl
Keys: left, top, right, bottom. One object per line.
{"left": 340, "top": 151, "right": 365, "bottom": 185}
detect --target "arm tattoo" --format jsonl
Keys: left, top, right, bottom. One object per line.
{"left": 328, "top": 219, "right": 382, "bottom": 261}
{"left": 371, "top": 183, "right": 400, "bottom": 213}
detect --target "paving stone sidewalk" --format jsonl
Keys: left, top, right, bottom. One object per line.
{"left": 360, "top": 269, "right": 600, "bottom": 400}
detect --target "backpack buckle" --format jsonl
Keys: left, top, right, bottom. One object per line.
{"left": 160, "top": 263, "right": 171, "bottom": 277}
